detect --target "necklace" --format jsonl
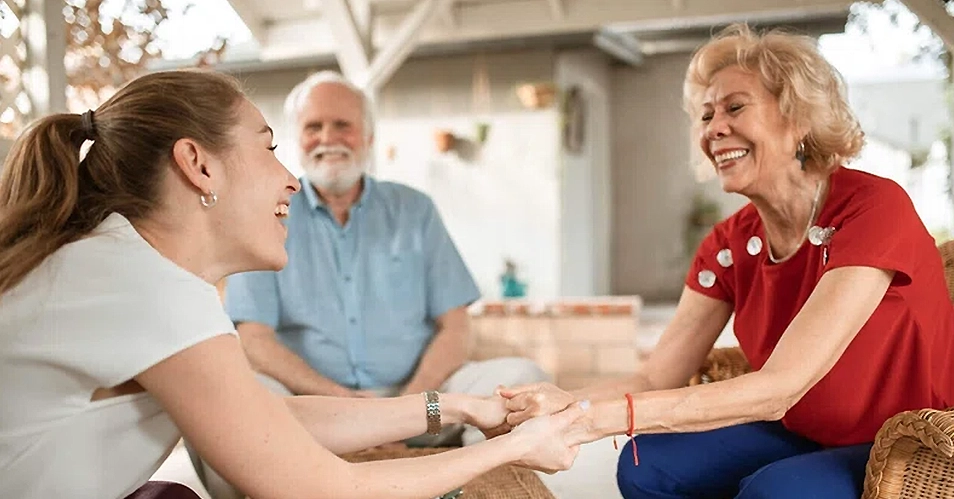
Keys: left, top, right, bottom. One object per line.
{"left": 767, "top": 180, "right": 823, "bottom": 264}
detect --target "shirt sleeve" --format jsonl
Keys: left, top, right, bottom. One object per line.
{"left": 420, "top": 198, "right": 481, "bottom": 319}
{"left": 685, "top": 223, "right": 736, "bottom": 304}
{"left": 99, "top": 276, "right": 236, "bottom": 388}
{"left": 224, "top": 270, "right": 281, "bottom": 329}
{"left": 823, "top": 179, "right": 925, "bottom": 286}
{"left": 52, "top": 260, "right": 237, "bottom": 389}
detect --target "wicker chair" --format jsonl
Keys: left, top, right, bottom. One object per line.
{"left": 692, "top": 241, "right": 954, "bottom": 499}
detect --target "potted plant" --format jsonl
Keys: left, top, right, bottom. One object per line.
{"left": 475, "top": 122, "right": 491, "bottom": 144}
{"left": 434, "top": 129, "right": 456, "bottom": 153}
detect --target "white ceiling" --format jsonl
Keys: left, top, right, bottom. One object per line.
{"left": 226, "top": 0, "right": 865, "bottom": 61}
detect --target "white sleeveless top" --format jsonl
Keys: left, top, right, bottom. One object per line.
{"left": 0, "top": 213, "right": 236, "bottom": 499}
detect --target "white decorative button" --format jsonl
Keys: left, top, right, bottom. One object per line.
{"left": 808, "top": 226, "right": 836, "bottom": 246}
{"left": 746, "top": 236, "right": 763, "bottom": 256}
{"left": 716, "top": 248, "right": 733, "bottom": 268}
{"left": 698, "top": 269, "right": 716, "bottom": 288}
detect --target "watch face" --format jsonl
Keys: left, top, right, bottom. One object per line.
{"left": 439, "top": 488, "right": 463, "bottom": 499}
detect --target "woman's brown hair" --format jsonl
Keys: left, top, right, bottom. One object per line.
{"left": 0, "top": 69, "right": 246, "bottom": 295}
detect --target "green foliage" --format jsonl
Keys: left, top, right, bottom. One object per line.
{"left": 64, "top": 0, "right": 225, "bottom": 108}
{"left": 683, "top": 193, "right": 722, "bottom": 260}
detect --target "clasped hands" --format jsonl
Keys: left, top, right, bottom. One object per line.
{"left": 464, "top": 382, "right": 596, "bottom": 474}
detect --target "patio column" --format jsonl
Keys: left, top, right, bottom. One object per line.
{"left": 0, "top": 0, "right": 63, "bottom": 159}
{"left": 23, "top": 0, "right": 67, "bottom": 116}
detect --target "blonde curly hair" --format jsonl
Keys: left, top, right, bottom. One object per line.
{"left": 683, "top": 23, "right": 864, "bottom": 174}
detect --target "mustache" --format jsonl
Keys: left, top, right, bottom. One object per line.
{"left": 307, "top": 144, "right": 354, "bottom": 160}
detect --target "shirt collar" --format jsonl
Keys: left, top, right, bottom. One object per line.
{"left": 301, "top": 174, "right": 375, "bottom": 211}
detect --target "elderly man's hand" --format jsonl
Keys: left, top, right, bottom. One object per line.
{"left": 498, "top": 382, "right": 577, "bottom": 427}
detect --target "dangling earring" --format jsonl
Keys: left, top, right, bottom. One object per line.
{"left": 795, "top": 141, "right": 807, "bottom": 171}
{"left": 200, "top": 190, "right": 218, "bottom": 208}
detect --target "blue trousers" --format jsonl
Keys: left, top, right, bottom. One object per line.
{"left": 616, "top": 422, "right": 871, "bottom": 499}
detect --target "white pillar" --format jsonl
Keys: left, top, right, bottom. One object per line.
{"left": 23, "top": 0, "right": 67, "bottom": 115}
{"left": 555, "top": 49, "right": 613, "bottom": 296}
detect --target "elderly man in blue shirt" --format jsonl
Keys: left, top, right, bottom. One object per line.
{"left": 190, "top": 70, "right": 548, "bottom": 499}
{"left": 235, "top": 70, "right": 546, "bottom": 410}
{"left": 186, "top": 71, "right": 550, "bottom": 499}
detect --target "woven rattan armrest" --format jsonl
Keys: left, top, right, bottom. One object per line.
{"left": 862, "top": 407, "right": 954, "bottom": 499}
{"left": 689, "top": 347, "right": 752, "bottom": 385}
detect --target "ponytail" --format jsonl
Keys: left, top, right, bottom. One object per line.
{"left": 0, "top": 114, "right": 91, "bottom": 294}
{"left": 0, "top": 69, "right": 245, "bottom": 296}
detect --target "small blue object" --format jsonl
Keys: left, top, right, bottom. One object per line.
{"left": 500, "top": 274, "right": 526, "bottom": 298}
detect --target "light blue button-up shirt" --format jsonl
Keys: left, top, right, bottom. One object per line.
{"left": 225, "top": 176, "right": 480, "bottom": 389}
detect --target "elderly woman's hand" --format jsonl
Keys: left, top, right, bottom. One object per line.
{"left": 498, "top": 382, "right": 577, "bottom": 427}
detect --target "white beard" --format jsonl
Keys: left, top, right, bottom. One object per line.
{"left": 300, "top": 144, "right": 367, "bottom": 195}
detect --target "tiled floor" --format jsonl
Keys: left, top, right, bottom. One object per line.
{"left": 537, "top": 438, "right": 624, "bottom": 499}
{"left": 152, "top": 303, "right": 734, "bottom": 498}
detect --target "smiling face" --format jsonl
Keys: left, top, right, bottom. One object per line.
{"left": 698, "top": 65, "right": 801, "bottom": 195}
{"left": 215, "top": 99, "right": 301, "bottom": 271}
{"left": 296, "top": 82, "right": 370, "bottom": 195}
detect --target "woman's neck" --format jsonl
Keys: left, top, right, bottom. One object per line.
{"left": 132, "top": 206, "right": 228, "bottom": 286}
{"left": 748, "top": 170, "right": 828, "bottom": 261}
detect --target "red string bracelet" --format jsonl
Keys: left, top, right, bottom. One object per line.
{"left": 625, "top": 393, "right": 638, "bottom": 466}
{"left": 612, "top": 394, "right": 639, "bottom": 465}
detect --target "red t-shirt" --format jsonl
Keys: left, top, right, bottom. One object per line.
{"left": 686, "top": 167, "right": 954, "bottom": 447}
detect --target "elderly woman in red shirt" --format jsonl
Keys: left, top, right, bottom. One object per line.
{"left": 499, "top": 24, "right": 954, "bottom": 499}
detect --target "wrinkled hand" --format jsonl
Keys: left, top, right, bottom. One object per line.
{"left": 509, "top": 401, "right": 590, "bottom": 474}
{"left": 498, "top": 382, "right": 576, "bottom": 427}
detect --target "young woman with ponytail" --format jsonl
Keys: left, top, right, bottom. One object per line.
{"left": 0, "top": 69, "right": 588, "bottom": 499}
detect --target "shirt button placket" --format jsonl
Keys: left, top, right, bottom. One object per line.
{"left": 338, "top": 227, "right": 361, "bottom": 385}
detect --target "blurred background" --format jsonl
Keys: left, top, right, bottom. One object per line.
{"left": 3, "top": 0, "right": 954, "bottom": 302}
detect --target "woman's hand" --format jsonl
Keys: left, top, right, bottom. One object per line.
{"left": 459, "top": 394, "right": 512, "bottom": 438}
{"left": 507, "top": 402, "right": 589, "bottom": 473}
{"left": 498, "top": 382, "right": 577, "bottom": 426}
